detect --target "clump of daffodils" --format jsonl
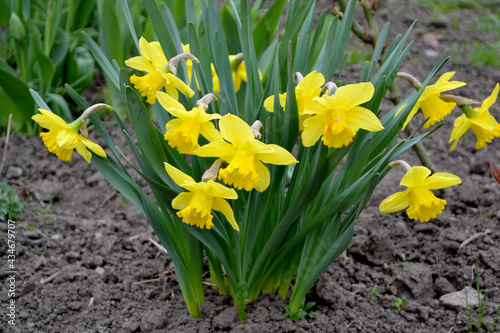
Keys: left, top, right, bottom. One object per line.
{"left": 31, "top": 0, "right": 498, "bottom": 323}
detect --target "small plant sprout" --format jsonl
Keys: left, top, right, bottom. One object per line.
{"left": 341, "top": 250, "right": 348, "bottom": 259}
{"left": 383, "top": 263, "right": 390, "bottom": 270}
{"left": 465, "top": 260, "right": 500, "bottom": 332}
{"left": 121, "top": 199, "right": 128, "bottom": 208}
{"left": 285, "top": 302, "right": 318, "bottom": 322}
{"left": 370, "top": 285, "right": 379, "bottom": 298}
{"left": 395, "top": 298, "right": 408, "bottom": 311}
{"left": 400, "top": 253, "right": 408, "bottom": 261}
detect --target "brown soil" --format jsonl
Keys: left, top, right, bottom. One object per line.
{"left": 1, "top": 1, "right": 500, "bottom": 332}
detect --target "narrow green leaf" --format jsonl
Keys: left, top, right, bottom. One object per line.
{"left": 82, "top": 31, "right": 120, "bottom": 89}
{"left": 252, "top": 0, "right": 286, "bottom": 56}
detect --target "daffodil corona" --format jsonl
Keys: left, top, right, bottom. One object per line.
{"left": 398, "top": 72, "right": 466, "bottom": 129}
{"left": 32, "top": 109, "right": 106, "bottom": 162}
{"left": 301, "top": 82, "right": 383, "bottom": 148}
{"left": 264, "top": 71, "right": 325, "bottom": 130}
{"left": 164, "top": 163, "right": 239, "bottom": 230}
{"left": 449, "top": 84, "right": 500, "bottom": 151}
{"left": 379, "top": 165, "right": 461, "bottom": 222}
{"left": 194, "top": 114, "right": 298, "bottom": 192}
{"left": 157, "top": 92, "right": 222, "bottom": 154}
{"left": 125, "top": 37, "right": 194, "bottom": 104}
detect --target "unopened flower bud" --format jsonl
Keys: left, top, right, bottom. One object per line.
{"left": 9, "top": 13, "right": 25, "bottom": 40}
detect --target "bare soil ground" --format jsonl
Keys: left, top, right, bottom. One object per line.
{"left": 1, "top": 1, "right": 500, "bottom": 332}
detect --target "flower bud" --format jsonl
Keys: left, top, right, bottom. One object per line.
{"left": 9, "top": 13, "right": 25, "bottom": 40}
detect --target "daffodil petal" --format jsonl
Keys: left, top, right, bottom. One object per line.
{"left": 423, "top": 173, "right": 461, "bottom": 190}
{"left": 125, "top": 56, "right": 156, "bottom": 72}
{"left": 400, "top": 166, "right": 431, "bottom": 187}
{"left": 302, "top": 115, "right": 326, "bottom": 147}
{"left": 80, "top": 136, "right": 107, "bottom": 157}
{"left": 335, "top": 82, "right": 374, "bottom": 110}
{"left": 164, "top": 84, "right": 179, "bottom": 101}
{"left": 207, "top": 181, "right": 238, "bottom": 200}
{"left": 296, "top": 71, "right": 325, "bottom": 93}
{"left": 56, "top": 129, "right": 79, "bottom": 149}
{"left": 347, "top": 106, "right": 384, "bottom": 132}
{"left": 164, "top": 162, "right": 196, "bottom": 186}
{"left": 166, "top": 73, "right": 195, "bottom": 98}
{"left": 200, "top": 122, "right": 224, "bottom": 142}
{"left": 471, "top": 111, "right": 498, "bottom": 131}
{"left": 194, "top": 140, "right": 236, "bottom": 161}
{"left": 172, "top": 192, "right": 194, "bottom": 210}
{"left": 379, "top": 190, "right": 411, "bottom": 213}
{"left": 219, "top": 114, "right": 254, "bottom": 146}
{"left": 479, "top": 83, "right": 499, "bottom": 112}
{"left": 165, "top": 118, "right": 183, "bottom": 133}
{"left": 257, "top": 144, "right": 298, "bottom": 165}
{"left": 449, "top": 115, "right": 471, "bottom": 151}
{"left": 139, "top": 37, "right": 167, "bottom": 66}
{"left": 74, "top": 142, "right": 92, "bottom": 163}
{"left": 157, "top": 91, "right": 187, "bottom": 113}
{"left": 212, "top": 197, "right": 239, "bottom": 231}
{"left": 32, "top": 109, "right": 68, "bottom": 129}
{"left": 254, "top": 160, "right": 270, "bottom": 192}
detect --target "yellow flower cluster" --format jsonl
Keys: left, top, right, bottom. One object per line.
{"left": 264, "top": 71, "right": 384, "bottom": 149}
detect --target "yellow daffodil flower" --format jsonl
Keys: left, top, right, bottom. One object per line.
{"left": 379, "top": 166, "right": 461, "bottom": 222}
{"left": 157, "top": 92, "right": 223, "bottom": 154}
{"left": 125, "top": 37, "right": 194, "bottom": 104}
{"left": 449, "top": 84, "right": 500, "bottom": 151}
{"left": 164, "top": 163, "right": 239, "bottom": 230}
{"left": 212, "top": 55, "right": 249, "bottom": 93}
{"left": 194, "top": 114, "right": 298, "bottom": 192}
{"left": 32, "top": 109, "right": 106, "bottom": 162}
{"left": 301, "top": 82, "right": 383, "bottom": 148}
{"left": 264, "top": 71, "right": 325, "bottom": 130}
{"left": 398, "top": 71, "right": 466, "bottom": 129}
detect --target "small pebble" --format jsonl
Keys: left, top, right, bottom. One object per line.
{"left": 51, "top": 234, "right": 64, "bottom": 242}
{"left": 23, "top": 231, "right": 41, "bottom": 239}
{"left": 424, "top": 49, "right": 439, "bottom": 58}
{"left": 6, "top": 166, "right": 23, "bottom": 178}
{"left": 439, "top": 286, "right": 483, "bottom": 310}
{"left": 29, "top": 239, "right": 45, "bottom": 246}
{"left": 96, "top": 267, "right": 106, "bottom": 276}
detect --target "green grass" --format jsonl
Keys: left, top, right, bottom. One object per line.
{"left": 469, "top": 13, "right": 500, "bottom": 33}
{"left": 451, "top": 40, "right": 500, "bottom": 68}
{"left": 418, "top": 0, "right": 500, "bottom": 12}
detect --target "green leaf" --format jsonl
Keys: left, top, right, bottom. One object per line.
{"left": 252, "top": 0, "right": 286, "bottom": 56}
{"left": 97, "top": 0, "right": 124, "bottom": 65}
{"left": 0, "top": 67, "right": 35, "bottom": 122}
{"left": 82, "top": 32, "right": 120, "bottom": 89}
{"left": 124, "top": 86, "right": 178, "bottom": 189}
{"left": 120, "top": 0, "right": 140, "bottom": 52}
